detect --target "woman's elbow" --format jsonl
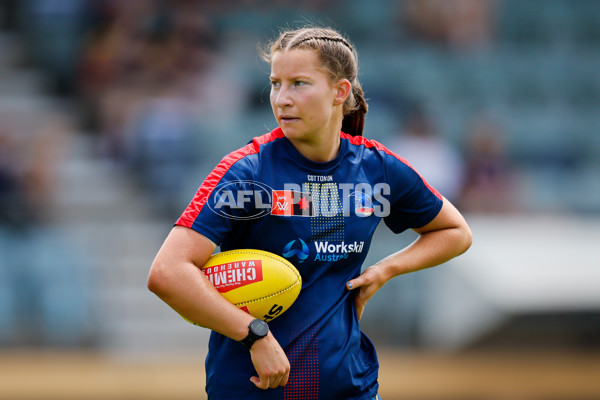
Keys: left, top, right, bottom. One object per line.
{"left": 147, "top": 259, "right": 172, "bottom": 296}
{"left": 459, "top": 224, "right": 473, "bottom": 255}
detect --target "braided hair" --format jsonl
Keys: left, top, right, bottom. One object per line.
{"left": 261, "top": 27, "right": 368, "bottom": 137}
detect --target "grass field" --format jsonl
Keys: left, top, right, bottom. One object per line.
{"left": 1, "top": 348, "right": 599, "bottom": 399}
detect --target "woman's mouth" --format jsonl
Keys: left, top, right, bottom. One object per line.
{"left": 280, "top": 115, "right": 299, "bottom": 123}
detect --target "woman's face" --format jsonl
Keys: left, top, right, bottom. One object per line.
{"left": 270, "top": 49, "right": 343, "bottom": 144}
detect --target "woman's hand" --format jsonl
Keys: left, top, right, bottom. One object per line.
{"left": 249, "top": 333, "right": 290, "bottom": 389}
{"left": 149, "top": 227, "right": 291, "bottom": 390}
{"left": 346, "top": 265, "right": 390, "bottom": 320}
{"left": 345, "top": 198, "right": 472, "bottom": 321}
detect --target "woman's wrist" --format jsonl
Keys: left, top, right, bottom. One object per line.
{"left": 374, "top": 256, "right": 405, "bottom": 282}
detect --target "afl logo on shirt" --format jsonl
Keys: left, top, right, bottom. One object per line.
{"left": 208, "top": 180, "right": 272, "bottom": 220}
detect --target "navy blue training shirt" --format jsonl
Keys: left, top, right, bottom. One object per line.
{"left": 176, "top": 127, "right": 443, "bottom": 400}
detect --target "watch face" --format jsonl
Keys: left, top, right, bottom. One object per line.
{"left": 250, "top": 319, "right": 269, "bottom": 336}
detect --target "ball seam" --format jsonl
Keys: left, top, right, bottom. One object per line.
{"left": 234, "top": 280, "right": 301, "bottom": 307}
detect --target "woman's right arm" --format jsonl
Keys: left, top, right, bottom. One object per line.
{"left": 147, "top": 226, "right": 290, "bottom": 389}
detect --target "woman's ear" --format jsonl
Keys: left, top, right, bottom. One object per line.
{"left": 333, "top": 79, "right": 352, "bottom": 106}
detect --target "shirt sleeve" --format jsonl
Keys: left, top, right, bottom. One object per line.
{"left": 175, "top": 153, "right": 258, "bottom": 246}
{"left": 382, "top": 153, "right": 444, "bottom": 234}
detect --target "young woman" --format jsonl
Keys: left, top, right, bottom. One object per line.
{"left": 148, "top": 26, "right": 472, "bottom": 400}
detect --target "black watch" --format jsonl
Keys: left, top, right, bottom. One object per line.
{"left": 240, "top": 319, "right": 269, "bottom": 349}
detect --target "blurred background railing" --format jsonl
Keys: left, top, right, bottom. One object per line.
{"left": 1, "top": 1, "right": 599, "bottom": 399}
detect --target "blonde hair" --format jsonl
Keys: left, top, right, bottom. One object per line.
{"left": 261, "top": 27, "right": 368, "bottom": 136}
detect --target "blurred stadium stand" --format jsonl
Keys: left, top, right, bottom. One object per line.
{"left": 1, "top": 0, "right": 599, "bottom": 358}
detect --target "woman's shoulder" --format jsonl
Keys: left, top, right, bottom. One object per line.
{"left": 342, "top": 132, "right": 413, "bottom": 167}
{"left": 217, "top": 128, "right": 286, "bottom": 170}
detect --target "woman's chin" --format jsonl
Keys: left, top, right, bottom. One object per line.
{"left": 281, "top": 127, "right": 304, "bottom": 140}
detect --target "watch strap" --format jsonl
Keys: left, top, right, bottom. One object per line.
{"left": 240, "top": 319, "right": 268, "bottom": 349}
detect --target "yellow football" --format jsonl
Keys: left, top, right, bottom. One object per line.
{"left": 184, "top": 249, "right": 302, "bottom": 324}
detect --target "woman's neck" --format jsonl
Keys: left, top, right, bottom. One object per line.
{"left": 288, "top": 131, "right": 341, "bottom": 163}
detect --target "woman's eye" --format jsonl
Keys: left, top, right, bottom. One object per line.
{"left": 270, "top": 81, "right": 280, "bottom": 88}
{"left": 294, "top": 81, "right": 307, "bottom": 87}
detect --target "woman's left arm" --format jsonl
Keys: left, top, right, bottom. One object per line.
{"left": 346, "top": 198, "right": 472, "bottom": 320}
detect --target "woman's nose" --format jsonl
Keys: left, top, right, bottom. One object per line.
{"left": 274, "top": 85, "right": 292, "bottom": 107}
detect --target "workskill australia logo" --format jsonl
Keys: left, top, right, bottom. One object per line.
{"left": 202, "top": 260, "right": 263, "bottom": 292}
{"left": 282, "top": 239, "right": 365, "bottom": 263}
{"left": 313, "top": 240, "right": 365, "bottom": 261}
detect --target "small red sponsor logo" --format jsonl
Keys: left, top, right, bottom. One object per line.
{"left": 202, "top": 260, "right": 263, "bottom": 292}
{"left": 272, "top": 190, "right": 294, "bottom": 215}
{"left": 271, "top": 190, "right": 315, "bottom": 216}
